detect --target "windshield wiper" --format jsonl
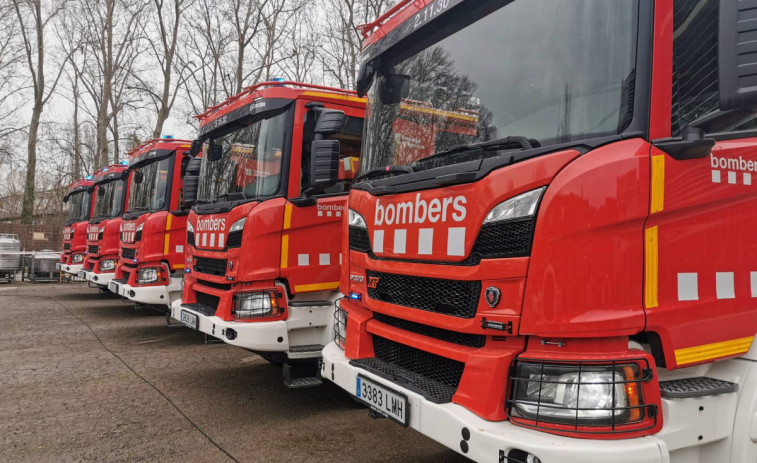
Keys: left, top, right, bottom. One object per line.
{"left": 417, "top": 136, "right": 537, "bottom": 166}
{"left": 355, "top": 165, "right": 414, "bottom": 183}
{"left": 213, "top": 192, "right": 246, "bottom": 203}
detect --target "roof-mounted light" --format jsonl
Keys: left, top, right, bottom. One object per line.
{"left": 119, "top": 160, "right": 129, "bottom": 165}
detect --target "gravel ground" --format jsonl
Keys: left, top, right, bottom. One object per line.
{"left": 0, "top": 283, "right": 470, "bottom": 463}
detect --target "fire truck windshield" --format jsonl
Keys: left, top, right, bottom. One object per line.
{"left": 66, "top": 190, "right": 91, "bottom": 222}
{"left": 359, "top": 0, "right": 639, "bottom": 176}
{"left": 127, "top": 157, "right": 171, "bottom": 212}
{"left": 92, "top": 179, "right": 126, "bottom": 219}
{"left": 197, "top": 110, "right": 288, "bottom": 203}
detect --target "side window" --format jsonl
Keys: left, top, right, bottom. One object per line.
{"left": 301, "top": 111, "right": 364, "bottom": 195}
{"left": 671, "top": 0, "right": 719, "bottom": 136}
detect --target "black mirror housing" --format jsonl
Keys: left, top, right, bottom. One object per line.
{"left": 356, "top": 61, "right": 376, "bottom": 98}
{"left": 314, "top": 109, "right": 346, "bottom": 137}
{"left": 182, "top": 157, "right": 202, "bottom": 208}
{"left": 306, "top": 140, "right": 341, "bottom": 194}
{"left": 379, "top": 74, "right": 410, "bottom": 105}
{"left": 189, "top": 139, "right": 203, "bottom": 156}
{"left": 134, "top": 171, "right": 144, "bottom": 184}
{"left": 719, "top": 0, "right": 757, "bottom": 110}
{"left": 207, "top": 142, "right": 223, "bottom": 162}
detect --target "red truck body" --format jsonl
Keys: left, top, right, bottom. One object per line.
{"left": 80, "top": 164, "right": 130, "bottom": 287}
{"left": 170, "top": 81, "right": 365, "bottom": 382}
{"left": 323, "top": 1, "right": 757, "bottom": 462}
{"left": 59, "top": 177, "right": 95, "bottom": 276}
{"left": 109, "top": 138, "right": 194, "bottom": 307}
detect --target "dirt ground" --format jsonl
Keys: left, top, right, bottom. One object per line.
{"left": 0, "top": 283, "right": 470, "bottom": 463}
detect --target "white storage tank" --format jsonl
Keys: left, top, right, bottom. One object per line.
{"left": 0, "top": 234, "right": 21, "bottom": 272}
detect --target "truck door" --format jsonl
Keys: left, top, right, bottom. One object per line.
{"left": 644, "top": 0, "right": 757, "bottom": 369}
{"left": 281, "top": 100, "right": 363, "bottom": 295}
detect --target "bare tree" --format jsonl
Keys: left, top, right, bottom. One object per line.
{"left": 0, "top": 3, "right": 26, "bottom": 142}
{"left": 13, "top": 0, "right": 73, "bottom": 223}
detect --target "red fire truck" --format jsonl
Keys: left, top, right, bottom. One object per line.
{"left": 79, "top": 163, "right": 130, "bottom": 289}
{"left": 323, "top": 1, "right": 757, "bottom": 462}
{"left": 58, "top": 177, "right": 95, "bottom": 277}
{"left": 108, "top": 138, "right": 198, "bottom": 308}
{"left": 169, "top": 80, "right": 365, "bottom": 386}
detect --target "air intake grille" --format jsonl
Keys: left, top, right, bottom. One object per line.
{"left": 63, "top": 243, "right": 71, "bottom": 250}
{"left": 349, "top": 226, "right": 371, "bottom": 253}
{"left": 471, "top": 218, "right": 534, "bottom": 258}
{"left": 134, "top": 230, "right": 142, "bottom": 242}
{"left": 194, "top": 257, "right": 227, "bottom": 276}
{"left": 88, "top": 245, "right": 99, "bottom": 254}
{"left": 227, "top": 230, "right": 242, "bottom": 248}
{"left": 366, "top": 270, "right": 480, "bottom": 318}
{"left": 122, "top": 248, "right": 135, "bottom": 260}
{"left": 353, "top": 336, "right": 464, "bottom": 403}
{"left": 373, "top": 313, "right": 486, "bottom": 348}
{"left": 193, "top": 291, "right": 220, "bottom": 316}
{"left": 187, "top": 231, "right": 194, "bottom": 246}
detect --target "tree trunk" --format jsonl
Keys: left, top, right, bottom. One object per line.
{"left": 72, "top": 71, "right": 81, "bottom": 179}
{"left": 21, "top": 106, "right": 41, "bottom": 223}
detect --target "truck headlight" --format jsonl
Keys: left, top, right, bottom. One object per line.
{"left": 483, "top": 187, "right": 545, "bottom": 224}
{"left": 229, "top": 217, "right": 246, "bottom": 233}
{"left": 348, "top": 209, "right": 367, "bottom": 229}
{"left": 72, "top": 253, "right": 84, "bottom": 263}
{"left": 186, "top": 220, "right": 194, "bottom": 246}
{"left": 334, "top": 303, "right": 348, "bottom": 350}
{"left": 100, "top": 259, "right": 116, "bottom": 271}
{"left": 137, "top": 267, "right": 159, "bottom": 284}
{"left": 233, "top": 291, "right": 281, "bottom": 319}
{"left": 510, "top": 361, "right": 646, "bottom": 427}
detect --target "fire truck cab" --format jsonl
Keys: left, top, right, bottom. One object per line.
{"left": 323, "top": 1, "right": 757, "bottom": 462}
{"left": 59, "top": 177, "right": 95, "bottom": 277}
{"left": 79, "top": 163, "right": 130, "bottom": 289}
{"left": 109, "top": 138, "right": 197, "bottom": 308}
{"left": 170, "top": 81, "right": 365, "bottom": 386}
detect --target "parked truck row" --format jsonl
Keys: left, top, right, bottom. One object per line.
{"left": 57, "top": 1, "right": 757, "bottom": 461}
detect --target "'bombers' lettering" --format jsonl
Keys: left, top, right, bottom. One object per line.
{"left": 196, "top": 217, "right": 227, "bottom": 231}
{"left": 375, "top": 194, "right": 467, "bottom": 226}
{"left": 711, "top": 153, "right": 757, "bottom": 172}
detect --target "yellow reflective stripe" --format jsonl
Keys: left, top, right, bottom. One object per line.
{"left": 164, "top": 215, "right": 173, "bottom": 255}
{"left": 644, "top": 226, "right": 659, "bottom": 309}
{"left": 280, "top": 234, "right": 289, "bottom": 269}
{"left": 283, "top": 203, "right": 293, "bottom": 230}
{"left": 651, "top": 155, "right": 665, "bottom": 214}
{"left": 675, "top": 336, "right": 754, "bottom": 365}
{"left": 294, "top": 281, "right": 340, "bottom": 293}
{"left": 301, "top": 91, "right": 365, "bottom": 104}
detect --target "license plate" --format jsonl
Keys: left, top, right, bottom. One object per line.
{"left": 108, "top": 281, "right": 118, "bottom": 293}
{"left": 77, "top": 270, "right": 86, "bottom": 279}
{"left": 180, "top": 310, "right": 199, "bottom": 330}
{"left": 356, "top": 375, "right": 408, "bottom": 426}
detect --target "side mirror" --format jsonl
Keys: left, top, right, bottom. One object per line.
{"left": 378, "top": 74, "right": 409, "bottom": 105}
{"left": 134, "top": 171, "right": 144, "bottom": 184}
{"left": 719, "top": 0, "right": 757, "bottom": 110}
{"left": 63, "top": 195, "right": 70, "bottom": 203}
{"left": 207, "top": 141, "right": 223, "bottom": 162}
{"left": 182, "top": 157, "right": 202, "bottom": 208}
{"left": 305, "top": 140, "right": 341, "bottom": 195}
{"left": 189, "top": 139, "right": 203, "bottom": 156}
{"left": 356, "top": 61, "right": 376, "bottom": 98}
{"left": 314, "top": 109, "right": 346, "bottom": 137}
{"left": 97, "top": 187, "right": 104, "bottom": 197}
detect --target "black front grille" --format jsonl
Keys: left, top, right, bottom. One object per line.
{"left": 194, "top": 257, "right": 227, "bottom": 276}
{"left": 373, "top": 313, "right": 486, "bottom": 348}
{"left": 63, "top": 243, "right": 71, "bottom": 250}
{"left": 122, "top": 270, "right": 131, "bottom": 283}
{"left": 122, "top": 248, "right": 136, "bottom": 260}
{"left": 195, "top": 279, "right": 231, "bottom": 291}
{"left": 227, "top": 230, "right": 242, "bottom": 248}
{"left": 191, "top": 291, "right": 220, "bottom": 316}
{"left": 470, "top": 218, "right": 535, "bottom": 259}
{"left": 187, "top": 231, "right": 194, "bottom": 246}
{"left": 349, "top": 226, "right": 371, "bottom": 252}
{"left": 353, "top": 336, "right": 464, "bottom": 403}
{"left": 366, "top": 270, "right": 480, "bottom": 318}
{"left": 88, "top": 245, "right": 99, "bottom": 254}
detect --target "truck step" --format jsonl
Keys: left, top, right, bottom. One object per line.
{"left": 660, "top": 377, "right": 738, "bottom": 399}
{"left": 284, "top": 376, "right": 323, "bottom": 388}
{"left": 288, "top": 344, "right": 324, "bottom": 353}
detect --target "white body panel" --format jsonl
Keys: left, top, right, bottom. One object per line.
{"left": 110, "top": 275, "right": 181, "bottom": 306}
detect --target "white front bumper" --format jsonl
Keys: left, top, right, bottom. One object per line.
{"left": 321, "top": 343, "right": 669, "bottom": 463}
{"left": 110, "top": 276, "right": 181, "bottom": 306}
{"left": 84, "top": 270, "right": 115, "bottom": 287}
{"left": 170, "top": 299, "right": 330, "bottom": 356}
{"left": 59, "top": 263, "right": 84, "bottom": 276}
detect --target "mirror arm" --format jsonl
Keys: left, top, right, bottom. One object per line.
{"left": 653, "top": 126, "right": 716, "bottom": 160}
